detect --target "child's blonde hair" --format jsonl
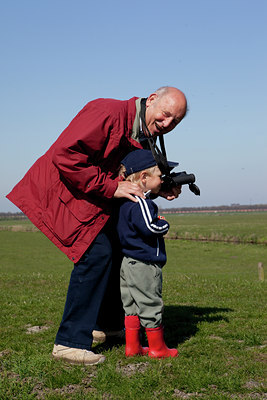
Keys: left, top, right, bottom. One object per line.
{"left": 118, "top": 164, "right": 158, "bottom": 184}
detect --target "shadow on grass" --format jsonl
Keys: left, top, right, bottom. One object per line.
{"left": 163, "top": 305, "right": 233, "bottom": 347}
{"left": 94, "top": 305, "right": 232, "bottom": 352}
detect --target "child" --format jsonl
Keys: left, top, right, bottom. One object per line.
{"left": 117, "top": 149, "right": 178, "bottom": 358}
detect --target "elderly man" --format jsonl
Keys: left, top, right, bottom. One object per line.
{"left": 7, "top": 86, "right": 187, "bottom": 365}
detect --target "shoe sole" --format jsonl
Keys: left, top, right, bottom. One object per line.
{"left": 52, "top": 353, "right": 106, "bottom": 365}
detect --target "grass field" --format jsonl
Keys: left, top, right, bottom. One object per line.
{"left": 0, "top": 213, "right": 266, "bottom": 399}
{"left": 2, "top": 211, "right": 267, "bottom": 243}
{"left": 164, "top": 211, "right": 267, "bottom": 244}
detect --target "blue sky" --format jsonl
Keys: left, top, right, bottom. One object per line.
{"left": 1, "top": 0, "right": 266, "bottom": 211}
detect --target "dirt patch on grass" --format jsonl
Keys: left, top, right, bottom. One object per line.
{"left": 25, "top": 324, "right": 50, "bottom": 334}
{"left": 33, "top": 383, "right": 98, "bottom": 399}
{"left": 0, "top": 350, "right": 11, "bottom": 358}
{"left": 116, "top": 361, "right": 149, "bottom": 376}
{"left": 173, "top": 388, "right": 204, "bottom": 398}
{"left": 33, "top": 372, "right": 98, "bottom": 399}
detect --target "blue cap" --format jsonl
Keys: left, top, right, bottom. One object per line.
{"left": 121, "top": 149, "right": 178, "bottom": 177}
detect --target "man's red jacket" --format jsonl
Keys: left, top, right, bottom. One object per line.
{"left": 7, "top": 97, "right": 142, "bottom": 262}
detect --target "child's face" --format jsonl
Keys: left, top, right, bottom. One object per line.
{"left": 145, "top": 166, "right": 164, "bottom": 194}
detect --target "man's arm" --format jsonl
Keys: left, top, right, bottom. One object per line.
{"left": 52, "top": 99, "right": 146, "bottom": 202}
{"left": 51, "top": 101, "right": 124, "bottom": 199}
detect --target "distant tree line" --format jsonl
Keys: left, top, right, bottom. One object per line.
{"left": 1, "top": 204, "right": 267, "bottom": 220}
{"left": 0, "top": 212, "right": 28, "bottom": 220}
{"left": 159, "top": 204, "right": 267, "bottom": 213}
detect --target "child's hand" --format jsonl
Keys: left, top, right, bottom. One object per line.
{"left": 158, "top": 185, "right": 182, "bottom": 200}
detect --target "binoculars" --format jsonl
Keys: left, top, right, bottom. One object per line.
{"left": 161, "top": 171, "right": 200, "bottom": 196}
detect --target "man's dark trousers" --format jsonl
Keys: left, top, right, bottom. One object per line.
{"left": 55, "top": 229, "right": 114, "bottom": 351}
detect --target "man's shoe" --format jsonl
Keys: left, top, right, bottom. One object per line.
{"left": 52, "top": 344, "right": 105, "bottom": 365}
{"left": 92, "top": 330, "right": 106, "bottom": 343}
{"left": 92, "top": 329, "right": 125, "bottom": 344}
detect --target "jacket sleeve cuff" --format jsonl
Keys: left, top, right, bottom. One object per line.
{"left": 102, "top": 177, "right": 120, "bottom": 199}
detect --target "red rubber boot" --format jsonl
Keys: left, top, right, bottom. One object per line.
{"left": 124, "top": 316, "right": 149, "bottom": 357}
{"left": 145, "top": 325, "right": 178, "bottom": 358}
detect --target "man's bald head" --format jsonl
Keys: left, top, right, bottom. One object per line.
{"left": 145, "top": 86, "right": 187, "bottom": 136}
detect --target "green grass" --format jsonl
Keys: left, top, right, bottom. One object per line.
{"left": 1, "top": 211, "right": 267, "bottom": 243}
{"left": 164, "top": 211, "right": 267, "bottom": 244}
{"left": 0, "top": 214, "right": 267, "bottom": 399}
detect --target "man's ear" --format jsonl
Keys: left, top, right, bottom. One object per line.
{"left": 146, "top": 93, "right": 158, "bottom": 108}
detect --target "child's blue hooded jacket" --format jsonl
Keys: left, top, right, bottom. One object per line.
{"left": 117, "top": 196, "right": 169, "bottom": 266}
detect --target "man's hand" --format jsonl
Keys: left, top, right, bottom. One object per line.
{"left": 113, "top": 181, "right": 145, "bottom": 202}
{"left": 158, "top": 185, "right": 182, "bottom": 201}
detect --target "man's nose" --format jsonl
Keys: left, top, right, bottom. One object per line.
{"left": 163, "top": 117, "right": 177, "bottom": 131}
{"left": 162, "top": 117, "right": 173, "bottom": 128}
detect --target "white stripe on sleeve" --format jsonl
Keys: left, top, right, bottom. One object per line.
{"left": 135, "top": 196, "right": 169, "bottom": 234}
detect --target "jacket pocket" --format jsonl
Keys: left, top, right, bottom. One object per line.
{"left": 42, "top": 187, "right": 100, "bottom": 246}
